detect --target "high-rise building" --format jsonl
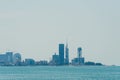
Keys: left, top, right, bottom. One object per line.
{"left": 13, "top": 53, "right": 21, "bottom": 65}
{"left": 6, "top": 52, "right": 13, "bottom": 64}
{"left": 78, "top": 47, "right": 82, "bottom": 64}
{"left": 72, "top": 47, "right": 85, "bottom": 65}
{"left": 65, "top": 43, "right": 69, "bottom": 65}
{"left": 59, "top": 44, "right": 64, "bottom": 65}
{"left": 78, "top": 47, "right": 82, "bottom": 58}
{"left": 0, "top": 54, "right": 7, "bottom": 65}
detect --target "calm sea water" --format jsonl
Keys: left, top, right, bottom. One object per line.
{"left": 0, "top": 66, "right": 120, "bottom": 80}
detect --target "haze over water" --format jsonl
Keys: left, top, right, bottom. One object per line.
{"left": 0, "top": 0, "right": 120, "bottom": 66}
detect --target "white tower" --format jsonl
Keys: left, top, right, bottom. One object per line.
{"left": 65, "top": 43, "right": 69, "bottom": 65}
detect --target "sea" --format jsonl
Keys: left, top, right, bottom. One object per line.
{"left": 0, "top": 66, "right": 120, "bottom": 80}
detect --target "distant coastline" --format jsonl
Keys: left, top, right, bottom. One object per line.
{"left": 0, "top": 43, "right": 104, "bottom": 66}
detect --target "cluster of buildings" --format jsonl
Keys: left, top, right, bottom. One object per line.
{"left": 0, "top": 43, "right": 102, "bottom": 66}
{"left": 0, "top": 52, "right": 21, "bottom": 66}
{"left": 49, "top": 43, "right": 84, "bottom": 65}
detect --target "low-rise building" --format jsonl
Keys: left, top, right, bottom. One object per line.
{"left": 49, "top": 53, "right": 60, "bottom": 65}
{"left": 72, "top": 57, "right": 85, "bottom": 65}
{"left": 25, "top": 58, "right": 35, "bottom": 66}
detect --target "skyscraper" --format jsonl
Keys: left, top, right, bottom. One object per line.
{"left": 59, "top": 44, "right": 64, "bottom": 65}
{"left": 65, "top": 43, "right": 69, "bottom": 65}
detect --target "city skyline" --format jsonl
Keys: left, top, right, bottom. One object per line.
{"left": 0, "top": 0, "right": 120, "bottom": 65}
{"left": 0, "top": 43, "right": 103, "bottom": 66}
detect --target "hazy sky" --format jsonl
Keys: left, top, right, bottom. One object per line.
{"left": 0, "top": 0, "right": 120, "bottom": 65}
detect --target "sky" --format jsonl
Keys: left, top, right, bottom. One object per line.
{"left": 0, "top": 0, "right": 120, "bottom": 65}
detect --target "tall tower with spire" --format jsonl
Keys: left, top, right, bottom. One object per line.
{"left": 77, "top": 47, "right": 82, "bottom": 64}
{"left": 78, "top": 47, "right": 82, "bottom": 59}
{"left": 65, "top": 43, "right": 69, "bottom": 65}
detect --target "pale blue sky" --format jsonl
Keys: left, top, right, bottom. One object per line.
{"left": 0, "top": 0, "right": 120, "bottom": 65}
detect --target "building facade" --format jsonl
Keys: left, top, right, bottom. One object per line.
{"left": 51, "top": 53, "right": 60, "bottom": 65}
{"left": 65, "top": 43, "right": 69, "bottom": 65}
{"left": 6, "top": 52, "right": 13, "bottom": 64}
{"left": 0, "top": 54, "right": 7, "bottom": 65}
{"left": 59, "top": 44, "right": 64, "bottom": 65}
{"left": 25, "top": 59, "right": 35, "bottom": 66}
{"left": 13, "top": 53, "right": 21, "bottom": 66}
{"left": 72, "top": 47, "right": 85, "bottom": 65}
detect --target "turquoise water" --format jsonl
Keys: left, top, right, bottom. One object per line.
{"left": 0, "top": 66, "right": 120, "bottom": 80}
